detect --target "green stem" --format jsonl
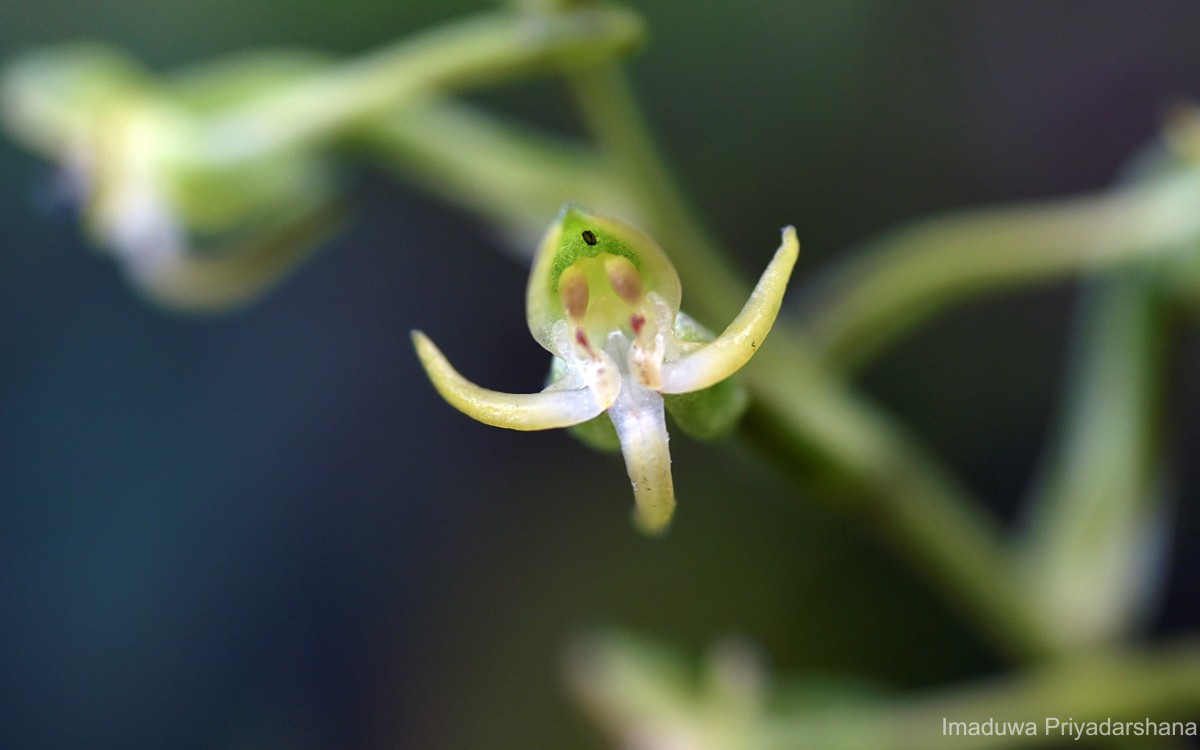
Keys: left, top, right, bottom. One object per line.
{"left": 1020, "top": 273, "right": 1167, "bottom": 653}
{"left": 760, "top": 641, "right": 1200, "bottom": 749}
{"left": 190, "top": 5, "right": 645, "bottom": 165}
{"left": 742, "top": 350, "right": 1050, "bottom": 661}
{"left": 358, "top": 97, "right": 634, "bottom": 248}
{"left": 799, "top": 170, "right": 1200, "bottom": 371}
{"left": 558, "top": 50, "right": 1054, "bottom": 659}
{"left": 571, "top": 634, "right": 1200, "bottom": 750}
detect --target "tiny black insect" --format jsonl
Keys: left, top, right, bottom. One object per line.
{"left": 581, "top": 229, "right": 598, "bottom": 246}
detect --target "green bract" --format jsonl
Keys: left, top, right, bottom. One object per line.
{"left": 413, "top": 205, "right": 798, "bottom": 534}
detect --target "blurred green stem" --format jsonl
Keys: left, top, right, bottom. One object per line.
{"left": 573, "top": 634, "right": 1200, "bottom": 749}
{"left": 359, "top": 97, "right": 635, "bottom": 248}
{"left": 1020, "top": 273, "right": 1167, "bottom": 653}
{"left": 759, "top": 640, "right": 1200, "bottom": 749}
{"left": 798, "top": 169, "right": 1200, "bottom": 371}
{"left": 188, "top": 6, "right": 643, "bottom": 165}
{"left": 740, "top": 353, "right": 1047, "bottom": 660}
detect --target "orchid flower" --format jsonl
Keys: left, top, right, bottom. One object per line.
{"left": 413, "top": 205, "right": 798, "bottom": 534}
{"left": 1, "top": 45, "right": 339, "bottom": 311}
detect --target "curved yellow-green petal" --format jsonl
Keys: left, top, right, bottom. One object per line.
{"left": 660, "top": 226, "right": 799, "bottom": 394}
{"left": 412, "top": 331, "right": 605, "bottom": 430}
{"left": 608, "top": 386, "right": 676, "bottom": 535}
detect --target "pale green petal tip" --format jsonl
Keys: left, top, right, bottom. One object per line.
{"left": 633, "top": 494, "right": 676, "bottom": 536}
{"left": 659, "top": 225, "right": 799, "bottom": 394}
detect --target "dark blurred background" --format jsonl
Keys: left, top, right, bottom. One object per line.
{"left": 2, "top": 2, "right": 1199, "bottom": 748}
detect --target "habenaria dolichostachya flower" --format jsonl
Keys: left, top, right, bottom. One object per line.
{"left": 1, "top": 45, "right": 339, "bottom": 311}
{"left": 413, "top": 205, "right": 798, "bottom": 534}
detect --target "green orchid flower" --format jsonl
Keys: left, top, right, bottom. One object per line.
{"left": 413, "top": 205, "right": 798, "bottom": 534}
{"left": 1, "top": 45, "right": 339, "bottom": 311}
